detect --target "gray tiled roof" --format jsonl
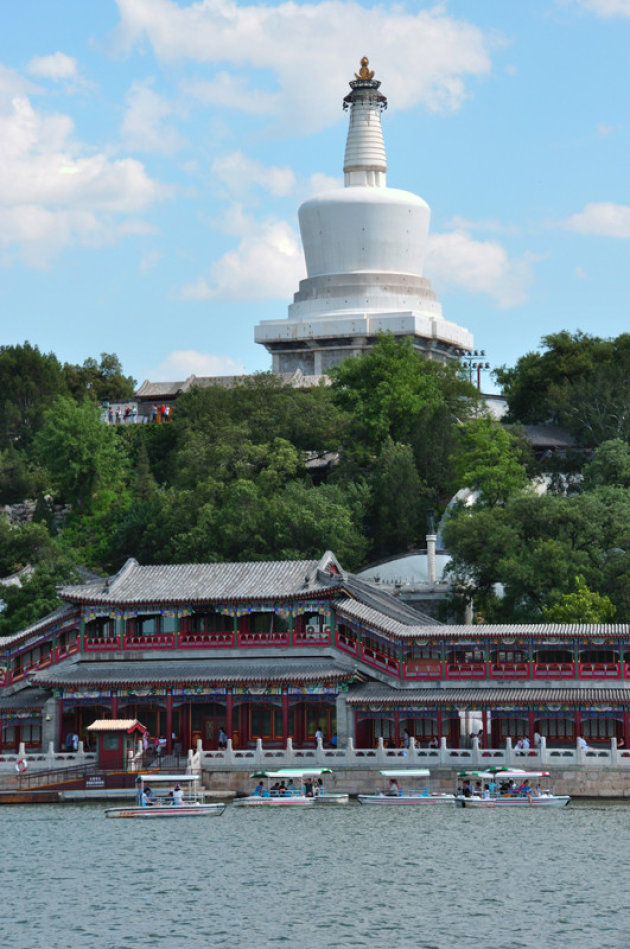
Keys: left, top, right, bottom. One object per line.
{"left": 346, "top": 683, "right": 630, "bottom": 705}
{"left": 1, "top": 604, "right": 77, "bottom": 648}
{"left": 59, "top": 554, "right": 342, "bottom": 605}
{"left": 338, "top": 576, "right": 439, "bottom": 627}
{"left": 332, "top": 612, "right": 630, "bottom": 640}
{"left": 0, "top": 687, "right": 51, "bottom": 710}
{"left": 33, "top": 658, "right": 357, "bottom": 688}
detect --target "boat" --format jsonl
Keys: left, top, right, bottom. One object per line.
{"left": 455, "top": 769, "right": 571, "bottom": 808}
{"left": 357, "top": 769, "right": 455, "bottom": 805}
{"left": 104, "top": 774, "right": 225, "bottom": 818}
{"left": 233, "top": 769, "right": 341, "bottom": 807}
{"left": 276, "top": 768, "right": 350, "bottom": 805}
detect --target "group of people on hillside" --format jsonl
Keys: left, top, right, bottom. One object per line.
{"left": 104, "top": 403, "right": 173, "bottom": 424}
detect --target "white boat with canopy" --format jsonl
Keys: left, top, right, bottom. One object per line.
{"left": 455, "top": 769, "right": 571, "bottom": 808}
{"left": 233, "top": 768, "right": 346, "bottom": 806}
{"left": 357, "top": 769, "right": 455, "bottom": 805}
{"left": 104, "top": 774, "right": 225, "bottom": 818}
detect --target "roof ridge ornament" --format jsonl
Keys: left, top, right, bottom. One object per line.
{"left": 354, "top": 56, "right": 374, "bottom": 81}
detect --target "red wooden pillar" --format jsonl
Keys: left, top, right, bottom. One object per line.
{"left": 282, "top": 691, "right": 289, "bottom": 748}
{"left": 226, "top": 691, "right": 234, "bottom": 740}
{"left": 623, "top": 709, "right": 630, "bottom": 749}
{"left": 166, "top": 692, "right": 173, "bottom": 754}
{"left": 574, "top": 709, "right": 582, "bottom": 742}
{"left": 111, "top": 692, "right": 119, "bottom": 719}
{"left": 528, "top": 709, "right": 536, "bottom": 747}
{"left": 393, "top": 709, "right": 400, "bottom": 747}
{"left": 436, "top": 709, "right": 443, "bottom": 744}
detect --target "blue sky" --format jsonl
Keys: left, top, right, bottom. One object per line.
{"left": 2, "top": 1, "right": 630, "bottom": 391}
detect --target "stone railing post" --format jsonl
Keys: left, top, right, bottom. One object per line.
{"left": 225, "top": 738, "right": 235, "bottom": 767}
{"left": 254, "top": 738, "right": 264, "bottom": 766}
{"left": 78, "top": 740, "right": 85, "bottom": 759}
{"left": 285, "top": 737, "right": 294, "bottom": 766}
{"left": 46, "top": 741, "right": 55, "bottom": 768}
{"left": 505, "top": 737, "right": 513, "bottom": 766}
{"left": 576, "top": 737, "right": 584, "bottom": 765}
{"left": 439, "top": 736, "right": 447, "bottom": 767}
{"left": 376, "top": 737, "right": 387, "bottom": 766}
{"left": 346, "top": 736, "right": 355, "bottom": 764}
{"left": 539, "top": 736, "right": 548, "bottom": 765}
{"left": 471, "top": 736, "right": 480, "bottom": 766}
{"left": 315, "top": 737, "right": 325, "bottom": 764}
{"left": 610, "top": 736, "right": 618, "bottom": 766}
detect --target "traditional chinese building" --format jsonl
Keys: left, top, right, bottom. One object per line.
{"left": 1, "top": 552, "right": 630, "bottom": 755}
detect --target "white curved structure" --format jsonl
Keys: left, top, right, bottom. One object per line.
{"left": 255, "top": 59, "right": 473, "bottom": 374}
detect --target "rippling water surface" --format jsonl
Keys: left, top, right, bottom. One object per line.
{"left": 1, "top": 800, "right": 628, "bottom": 949}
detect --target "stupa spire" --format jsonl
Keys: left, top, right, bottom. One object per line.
{"left": 343, "top": 57, "right": 388, "bottom": 187}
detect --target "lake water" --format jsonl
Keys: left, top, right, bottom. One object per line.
{"left": 1, "top": 800, "right": 628, "bottom": 949}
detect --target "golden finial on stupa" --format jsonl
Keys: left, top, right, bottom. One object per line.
{"left": 354, "top": 57, "right": 375, "bottom": 81}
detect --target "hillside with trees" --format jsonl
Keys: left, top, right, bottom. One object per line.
{"left": 2, "top": 330, "right": 630, "bottom": 632}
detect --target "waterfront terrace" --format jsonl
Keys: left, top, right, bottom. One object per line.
{"left": 3, "top": 551, "right": 630, "bottom": 759}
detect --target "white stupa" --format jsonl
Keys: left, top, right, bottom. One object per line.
{"left": 255, "top": 58, "right": 473, "bottom": 375}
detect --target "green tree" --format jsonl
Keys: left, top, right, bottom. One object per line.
{"left": 451, "top": 416, "right": 531, "bottom": 506}
{"left": 63, "top": 353, "right": 136, "bottom": 404}
{"left": 542, "top": 576, "right": 616, "bottom": 623}
{"left": 367, "top": 439, "right": 427, "bottom": 558}
{"left": 496, "top": 331, "right": 630, "bottom": 447}
{"left": 330, "top": 334, "right": 479, "bottom": 454}
{"left": 583, "top": 439, "right": 630, "bottom": 489}
{"left": 442, "top": 488, "right": 630, "bottom": 621}
{"left": 34, "top": 398, "right": 128, "bottom": 511}
{"left": 0, "top": 342, "right": 69, "bottom": 450}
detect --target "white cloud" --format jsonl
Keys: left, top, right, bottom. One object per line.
{"left": 27, "top": 53, "right": 79, "bottom": 82}
{"left": 181, "top": 215, "right": 304, "bottom": 301}
{"left": 426, "top": 230, "right": 534, "bottom": 308}
{"left": 121, "top": 78, "right": 185, "bottom": 154}
{"left": 567, "top": 0, "right": 630, "bottom": 16}
{"left": 0, "top": 93, "right": 164, "bottom": 265}
{"left": 306, "top": 172, "right": 343, "bottom": 195}
{"left": 113, "top": 0, "right": 494, "bottom": 133}
{"left": 212, "top": 151, "right": 296, "bottom": 198}
{"left": 561, "top": 202, "right": 630, "bottom": 237}
{"left": 143, "top": 349, "right": 246, "bottom": 380}
{"left": 181, "top": 74, "right": 278, "bottom": 115}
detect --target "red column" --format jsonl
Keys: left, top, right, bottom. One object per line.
{"left": 282, "top": 691, "right": 289, "bottom": 748}
{"left": 226, "top": 691, "right": 234, "bottom": 741}
{"left": 528, "top": 709, "right": 536, "bottom": 747}
{"left": 394, "top": 709, "right": 400, "bottom": 747}
{"left": 436, "top": 709, "right": 443, "bottom": 744}
{"left": 623, "top": 709, "right": 630, "bottom": 749}
{"left": 574, "top": 709, "right": 582, "bottom": 742}
{"left": 111, "top": 692, "right": 119, "bottom": 718}
{"left": 166, "top": 692, "right": 173, "bottom": 754}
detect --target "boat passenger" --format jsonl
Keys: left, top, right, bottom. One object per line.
{"left": 304, "top": 778, "right": 314, "bottom": 797}
{"left": 286, "top": 779, "right": 295, "bottom": 796}
{"left": 386, "top": 779, "right": 400, "bottom": 797}
{"left": 254, "top": 781, "right": 264, "bottom": 796}
{"left": 316, "top": 778, "right": 324, "bottom": 797}
{"left": 143, "top": 785, "right": 155, "bottom": 806}
{"left": 474, "top": 781, "right": 483, "bottom": 797}
{"left": 173, "top": 784, "right": 184, "bottom": 805}
{"left": 462, "top": 780, "right": 472, "bottom": 798}
{"left": 483, "top": 784, "right": 491, "bottom": 800}
{"left": 136, "top": 776, "right": 143, "bottom": 806}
